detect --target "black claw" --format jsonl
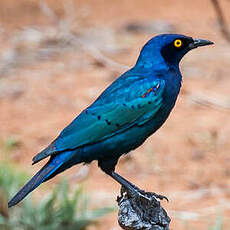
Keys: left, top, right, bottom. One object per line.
{"left": 153, "top": 193, "right": 169, "bottom": 202}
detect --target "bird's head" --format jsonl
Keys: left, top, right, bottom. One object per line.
{"left": 136, "top": 34, "right": 213, "bottom": 69}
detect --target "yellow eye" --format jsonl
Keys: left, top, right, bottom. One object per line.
{"left": 174, "top": 39, "right": 182, "bottom": 48}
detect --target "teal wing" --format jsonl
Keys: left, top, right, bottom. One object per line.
{"left": 56, "top": 79, "right": 165, "bottom": 150}
{"left": 33, "top": 78, "right": 165, "bottom": 164}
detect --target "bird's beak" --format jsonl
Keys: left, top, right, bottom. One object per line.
{"left": 189, "top": 39, "right": 214, "bottom": 49}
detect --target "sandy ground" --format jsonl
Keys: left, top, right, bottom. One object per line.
{"left": 1, "top": 0, "right": 230, "bottom": 229}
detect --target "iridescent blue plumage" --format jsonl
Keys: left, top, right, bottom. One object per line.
{"left": 8, "top": 34, "right": 213, "bottom": 207}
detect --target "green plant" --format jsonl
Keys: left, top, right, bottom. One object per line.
{"left": 4, "top": 137, "right": 20, "bottom": 152}
{"left": 209, "top": 215, "right": 223, "bottom": 230}
{"left": 0, "top": 164, "right": 114, "bottom": 230}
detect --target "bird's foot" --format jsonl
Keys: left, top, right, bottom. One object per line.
{"left": 121, "top": 185, "right": 168, "bottom": 202}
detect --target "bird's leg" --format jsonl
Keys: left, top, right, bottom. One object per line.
{"left": 109, "top": 171, "right": 168, "bottom": 201}
{"left": 110, "top": 171, "right": 144, "bottom": 194}
{"left": 98, "top": 159, "right": 168, "bottom": 201}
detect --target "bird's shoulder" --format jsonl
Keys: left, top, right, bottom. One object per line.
{"left": 93, "top": 69, "right": 166, "bottom": 106}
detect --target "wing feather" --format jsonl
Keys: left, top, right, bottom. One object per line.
{"left": 33, "top": 78, "right": 165, "bottom": 164}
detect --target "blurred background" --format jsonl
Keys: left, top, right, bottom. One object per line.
{"left": 0, "top": 0, "right": 230, "bottom": 229}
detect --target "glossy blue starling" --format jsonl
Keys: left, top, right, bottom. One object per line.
{"left": 8, "top": 34, "right": 213, "bottom": 207}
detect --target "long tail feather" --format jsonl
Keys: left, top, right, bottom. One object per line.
{"left": 8, "top": 149, "right": 82, "bottom": 208}
{"left": 8, "top": 159, "right": 63, "bottom": 208}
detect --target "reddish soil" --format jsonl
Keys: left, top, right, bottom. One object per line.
{"left": 1, "top": 0, "right": 230, "bottom": 229}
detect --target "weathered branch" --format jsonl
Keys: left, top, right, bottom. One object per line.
{"left": 210, "top": 0, "right": 230, "bottom": 42}
{"left": 117, "top": 187, "right": 171, "bottom": 230}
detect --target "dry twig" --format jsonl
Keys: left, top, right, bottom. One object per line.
{"left": 40, "top": 0, "right": 127, "bottom": 72}
{"left": 188, "top": 93, "right": 230, "bottom": 111}
{"left": 210, "top": 0, "right": 230, "bottom": 42}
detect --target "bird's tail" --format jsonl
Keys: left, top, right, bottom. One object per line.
{"left": 8, "top": 150, "right": 78, "bottom": 208}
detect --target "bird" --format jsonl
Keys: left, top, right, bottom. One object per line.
{"left": 8, "top": 34, "right": 213, "bottom": 208}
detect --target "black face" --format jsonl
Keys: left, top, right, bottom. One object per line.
{"left": 172, "top": 37, "right": 193, "bottom": 50}
{"left": 160, "top": 36, "right": 213, "bottom": 65}
{"left": 161, "top": 36, "right": 193, "bottom": 65}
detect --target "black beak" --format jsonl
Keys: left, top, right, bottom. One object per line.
{"left": 189, "top": 39, "right": 214, "bottom": 49}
